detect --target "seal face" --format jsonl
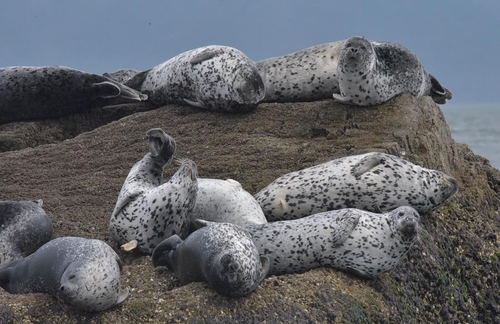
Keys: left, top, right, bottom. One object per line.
{"left": 0, "top": 237, "right": 129, "bottom": 312}
{"left": 255, "top": 152, "right": 458, "bottom": 221}
{"left": 0, "top": 66, "right": 148, "bottom": 124}
{"left": 152, "top": 220, "right": 270, "bottom": 297}
{"left": 109, "top": 128, "right": 198, "bottom": 254}
{"left": 332, "top": 36, "right": 452, "bottom": 106}
{"left": 190, "top": 178, "right": 267, "bottom": 226}
{"left": 126, "top": 45, "right": 265, "bottom": 112}
{"left": 245, "top": 206, "right": 420, "bottom": 278}
{"left": 0, "top": 200, "right": 53, "bottom": 265}
{"left": 256, "top": 41, "right": 344, "bottom": 102}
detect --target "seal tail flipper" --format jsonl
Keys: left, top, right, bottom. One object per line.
{"left": 92, "top": 80, "right": 148, "bottom": 101}
{"left": 429, "top": 74, "right": 452, "bottom": 104}
{"left": 151, "top": 235, "right": 183, "bottom": 268}
{"left": 123, "top": 69, "right": 151, "bottom": 90}
{"left": 351, "top": 153, "right": 386, "bottom": 178}
{"left": 146, "top": 128, "right": 176, "bottom": 163}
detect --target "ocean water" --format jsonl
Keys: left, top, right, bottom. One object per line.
{"left": 441, "top": 104, "right": 500, "bottom": 170}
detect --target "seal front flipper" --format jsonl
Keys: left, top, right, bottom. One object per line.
{"left": 189, "top": 48, "right": 224, "bottom": 65}
{"left": 146, "top": 128, "right": 176, "bottom": 163}
{"left": 332, "top": 93, "right": 351, "bottom": 103}
{"left": 182, "top": 98, "right": 206, "bottom": 108}
{"left": 330, "top": 210, "right": 361, "bottom": 246}
{"left": 115, "top": 287, "right": 130, "bottom": 305}
{"left": 351, "top": 153, "right": 386, "bottom": 179}
{"left": 92, "top": 80, "right": 148, "bottom": 101}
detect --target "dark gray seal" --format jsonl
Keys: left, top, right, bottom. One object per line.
{"left": 0, "top": 65, "right": 148, "bottom": 124}
{"left": 152, "top": 220, "right": 270, "bottom": 297}
{"left": 190, "top": 178, "right": 267, "bottom": 226}
{"left": 0, "top": 199, "right": 53, "bottom": 265}
{"left": 256, "top": 41, "right": 344, "bottom": 102}
{"left": 126, "top": 45, "right": 265, "bottom": 112}
{"left": 0, "top": 237, "right": 129, "bottom": 312}
{"left": 255, "top": 152, "right": 458, "bottom": 221}
{"left": 245, "top": 206, "right": 420, "bottom": 278}
{"left": 109, "top": 128, "right": 198, "bottom": 254}
{"left": 332, "top": 36, "right": 452, "bottom": 105}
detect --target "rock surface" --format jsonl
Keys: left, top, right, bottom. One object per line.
{"left": 0, "top": 94, "right": 499, "bottom": 323}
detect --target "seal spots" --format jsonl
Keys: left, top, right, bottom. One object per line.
{"left": 245, "top": 206, "right": 420, "bottom": 278}
{"left": 190, "top": 178, "right": 267, "bottom": 226}
{"left": 0, "top": 237, "right": 129, "bottom": 312}
{"left": 0, "top": 66, "right": 148, "bottom": 124}
{"left": 255, "top": 152, "right": 458, "bottom": 221}
{"left": 126, "top": 45, "right": 265, "bottom": 113}
{"left": 332, "top": 36, "right": 452, "bottom": 106}
{"left": 152, "top": 220, "right": 270, "bottom": 297}
{"left": 0, "top": 200, "right": 53, "bottom": 265}
{"left": 256, "top": 41, "right": 344, "bottom": 102}
{"left": 109, "top": 128, "right": 198, "bottom": 254}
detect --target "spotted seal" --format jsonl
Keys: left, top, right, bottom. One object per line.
{"left": 125, "top": 45, "right": 265, "bottom": 112}
{"left": 245, "top": 206, "right": 420, "bottom": 278}
{"left": 256, "top": 41, "right": 345, "bottom": 102}
{"left": 0, "top": 199, "right": 53, "bottom": 265}
{"left": 190, "top": 178, "right": 267, "bottom": 226}
{"left": 0, "top": 237, "right": 129, "bottom": 312}
{"left": 153, "top": 220, "right": 270, "bottom": 297}
{"left": 109, "top": 128, "right": 198, "bottom": 254}
{"left": 0, "top": 66, "right": 148, "bottom": 124}
{"left": 332, "top": 36, "right": 452, "bottom": 106}
{"left": 255, "top": 152, "right": 458, "bottom": 221}
{"left": 103, "top": 69, "right": 140, "bottom": 84}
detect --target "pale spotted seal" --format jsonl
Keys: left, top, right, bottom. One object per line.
{"left": 0, "top": 66, "right": 148, "bottom": 124}
{"left": 126, "top": 45, "right": 265, "bottom": 112}
{"left": 255, "top": 152, "right": 458, "bottom": 221}
{"left": 190, "top": 178, "right": 267, "bottom": 226}
{"left": 245, "top": 206, "right": 420, "bottom": 278}
{"left": 109, "top": 128, "right": 198, "bottom": 254}
{"left": 0, "top": 199, "right": 53, "bottom": 265}
{"left": 152, "top": 220, "right": 270, "bottom": 297}
{"left": 0, "top": 237, "right": 129, "bottom": 312}
{"left": 332, "top": 36, "right": 452, "bottom": 105}
{"left": 256, "top": 41, "right": 345, "bottom": 102}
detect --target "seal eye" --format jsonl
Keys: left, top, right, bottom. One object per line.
{"left": 398, "top": 212, "right": 404, "bottom": 217}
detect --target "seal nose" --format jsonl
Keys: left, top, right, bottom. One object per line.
{"left": 442, "top": 175, "right": 459, "bottom": 195}
{"left": 237, "top": 74, "right": 265, "bottom": 103}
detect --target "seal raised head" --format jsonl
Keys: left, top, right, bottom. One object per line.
{"left": 255, "top": 152, "right": 458, "bottom": 221}
{"left": 109, "top": 128, "right": 198, "bottom": 254}
{"left": 152, "top": 220, "right": 270, "bottom": 297}
{"left": 0, "top": 199, "right": 53, "bottom": 265}
{"left": 0, "top": 66, "right": 148, "bottom": 124}
{"left": 190, "top": 178, "right": 267, "bottom": 226}
{"left": 256, "top": 41, "right": 345, "bottom": 102}
{"left": 0, "top": 237, "right": 129, "bottom": 312}
{"left": 332, "top": 36, "right": 452, "bottom": 106}
{"left": 245, "top": 206, "right": 420, "bottom": 278}
{"left": 126, "top": 45, "right": 265, "bottom": 113}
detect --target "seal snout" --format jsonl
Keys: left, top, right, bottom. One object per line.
{"left": 442, "top": 175, "right": 459, "bottom": 196}
{"left": 236, "top": 72, "right": 266, "bottom": 104}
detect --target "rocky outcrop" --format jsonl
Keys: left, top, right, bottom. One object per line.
{"left": 0, "top": 94, "right": 499, "bottom": 323}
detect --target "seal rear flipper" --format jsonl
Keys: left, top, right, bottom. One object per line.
{"left": 92, "top": 81, "right": 148, "bottom": 101}
{"left": 351, "top": 153, "right": 386, "bottom": 179}
{"left": 429, "top": 74, "right": 452, "bottom": 104}
{"left": 146, "top": 128, "right": 176, "bottom": 163}
{"left": 151, "top": 235, "right": 183, "bottom": 268}
{"left": 189, "top": 48, "right": 224, "bottom": 65}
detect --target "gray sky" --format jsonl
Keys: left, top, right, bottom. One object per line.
{"left": 1, "top": 1, "right": 499, "bottom": 106}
